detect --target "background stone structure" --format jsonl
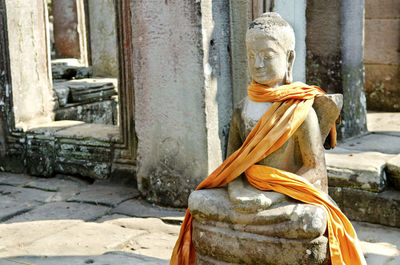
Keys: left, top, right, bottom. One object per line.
{"left": 364, "top": 0, "right": 400, "bottom": 111}
{"left": 5, "top": 0, "right": 54, "bottom": 129}
{"left": 306, "top": 0, "right": 367, "bottom": 139}
{"left": 0, "top": 0, "right": 373, "bottom": 208}
{"left": 87, "top": 0, "right": 118, "bottom": 78}
{"left": 52, "top": 0, "right": 89, "bottom": 65}
{"left": 133, "top": 0, "right": 232, "bottom": 207}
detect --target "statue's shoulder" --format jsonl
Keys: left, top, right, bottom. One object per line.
{"left": 313, "top": 94, "right": 343, "bottom": 112}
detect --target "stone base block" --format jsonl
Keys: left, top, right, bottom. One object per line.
{"left": 193, "top": 220, "right": 329, "bottom": 265}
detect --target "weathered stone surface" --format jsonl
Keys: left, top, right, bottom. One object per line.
{"left": 5, "top": 202, "right": 110, "bottom": 223}
{"left": 52, "top": 0, "right": 80, "bottom": 59}
{"left": 0, "top": 252, "right": 168, "bottom": 265}
{"left": 367, "top": 112, "right": 400, "bottom": 136}
{"left": 325, "top": 151, "right": 393, "bottom": 192}
{"left": 387, "top": 155, "right": 400, "bottom": 190}
{"left": 68, "top": 81, "right": 116, "bottom": 103}
{"left": 329, "top": 187, "right": 400, "bottom": 228}
{"left": 338, "top": 133, "right": 400, "bottom": 155}
{"left": 189, "top": 188, "right": 327, "bottom": 239}
{"left": 354, "top": 221, "right": 400, "bottom": 265}
{"left": 54, "top": 124, "right": 116, "bottom": 179}
{"left": 134, "top": 1, "right": 232, "bottom": 207}
{"left": 365, "top": 0, "right": 400, "bottom": 19}
{"left": 0, "top": 195, "right": 36, "bottom": 222}
{"left": 365, "top": 64, "right": 400, "bottom": 112}
{"left": 55, "top": 122, "right": 119, "bottom": 141}
{"left": 364, "top": 19, "right": 400, "bottom": 65}
{"left": 98, "top": 217, "right": 180, "bottom": 259}
{"left": 0, "top": 172, "right": 34, "bottom": 187}
{"left": 55, "top": 100, "right": 118, "bottom": 125}
{"left": 88, "top": 0, "right": 118, "bottom": 77}
{"left": 52, "top": 60, "right": 93, "bottom": 80}
{"left": 111, "top": 199, "right": 185, "bottom": 224}
{"left": 22, "top": 174, "right": 82, "bottom": 193}
{"left": 53, "top": 82, "right": 70, "bottom": 107}
{"left": 0, "top": 185, "right": 56, "bottom": 204}
{"left": 67, "top": 182, "right": 139, "bottom": 207}
{"left": 306, "top": 0, "right": 367, "bottom": 139}
{"left": 5, "top": 0, "right": 54, "bottom": 127}
{"left": 193, "top": 220, "right": 328, "bottom": 265}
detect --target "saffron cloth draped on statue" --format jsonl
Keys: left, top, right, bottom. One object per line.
{"left": 170, "top": 81, "right": 366, "bottom": 265}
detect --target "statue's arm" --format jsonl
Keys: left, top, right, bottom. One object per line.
{"left": 295, "top": 107, "right": 327, "bottom": 191}
{"left": 226, "top": 108, "right": 242, "bottom": 157}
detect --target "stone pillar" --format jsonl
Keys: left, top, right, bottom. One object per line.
{"left": 364, "top": 0, "right": 400, "bottom": 111}
{"left": 132, "top": 0, "right": 232, "bottom": 207}
{"left": 306, "top": 0, "right": 367, "bottom": 139}
{"left": 87, "top": 0, "right": 118, "bottom": 77}
{"left": 5, "top": 0, "right": 54, "bottom": 128}
{"left": 230, "top": 0, "right": 307, "bottom": 106}
{"left": 52, "top": 0, "right": 88, "bottom": 65}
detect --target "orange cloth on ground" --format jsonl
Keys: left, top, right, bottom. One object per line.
{"left": 170, "top": 81, "right": 366, "bottom": 265}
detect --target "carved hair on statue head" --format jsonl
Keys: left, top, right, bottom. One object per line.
{"left": 246, "top": 12, "right": 295, "bottom": 53}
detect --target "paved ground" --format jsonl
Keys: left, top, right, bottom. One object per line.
{"left": 0, "top": 173, "right": 184, "bottom": 265}
{"left": 0, "top": 112, "right": 399, "bottom": 265}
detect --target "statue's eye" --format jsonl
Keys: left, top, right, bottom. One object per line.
{"left": 249, "top": 53, "right": 255, "bottom": 59}
{"left": 264, "top": 52, "right": 275, "bottom": 59}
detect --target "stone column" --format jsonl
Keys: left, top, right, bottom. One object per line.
{"left": 306, "top": 0, "right": 367, "bottom": 139}
{"left": 230, "top": 0, "right": 307, "bottom": 106}
{"left": 87, "top": 0, "right": 118, "bottom": 77}
{"left": 52, "top": 0, "right": 88, "bottom": 65}
{"left": 132, "top": 0, "right": 232, "bottom": 207}
{"left": 5, "top": 0, "right": 54, "bottom": 128}
{"left": 364, "top": 0, "right": 400, "bottom": 111}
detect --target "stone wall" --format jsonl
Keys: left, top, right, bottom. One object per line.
{"left": 132, "top": 0, "right": 232, "bottom": 207}
{"left": 87, "top": 0, "right": 118, "bottom": 77}
{"left": 364, "top": 0, "right": 400, "bottom": 111}
{"left": 5, "top": 0, "right": 55, "bottom": 128}
{"left": 306, "top": 0, "right": 367, "bottom": 139}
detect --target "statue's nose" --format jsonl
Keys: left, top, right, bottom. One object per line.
{"left": 255, "top": 54, "right": 264, "bottom": 68}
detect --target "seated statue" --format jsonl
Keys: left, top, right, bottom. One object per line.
{"left": 187, "top": 12, "right": 342, "bottom": 265}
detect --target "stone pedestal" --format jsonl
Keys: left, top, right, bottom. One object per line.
{"left": 189, "top": 188, "right": 329, "bottom": 265}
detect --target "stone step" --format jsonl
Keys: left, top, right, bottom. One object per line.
{"left": 329, "top": 187, "right": 400, "bottom": 228}
{"left": 326, "top": 131, "right": 400, "bottom": 192}
{"left": 387, "top": 155, "right": 400, "bottom": 190}
{"left": 325, "top": 149, "right": 395, "bottom": 192}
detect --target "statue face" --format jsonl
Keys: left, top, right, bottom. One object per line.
{"left": 246, "top": 32, "right": 294, "bottom": 87}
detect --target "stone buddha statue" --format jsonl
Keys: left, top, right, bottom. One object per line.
{"left": 188, "top": 12, "right": 342, "bottom": 265}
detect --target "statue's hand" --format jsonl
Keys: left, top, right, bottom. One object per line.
{"left": 228, "top": 176, "right": 286, "bottom": 213}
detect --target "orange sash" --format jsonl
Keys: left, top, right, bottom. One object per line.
{"left": 170, "top": 81, "right": 366, "bottom": 265}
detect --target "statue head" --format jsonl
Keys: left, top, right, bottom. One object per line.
{"left": 246, "top": 12, "right": 295, "bottom": 87}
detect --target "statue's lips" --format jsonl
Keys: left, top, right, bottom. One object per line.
{"left": 254, "top": 72, "right": 266, "bottom": 77}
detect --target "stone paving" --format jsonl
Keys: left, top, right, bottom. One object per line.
{"left": 0, "top": 112, "right": 399, "bottom": 265}
{"left": 0, "top": 173, "right": 184, "bottom": 265}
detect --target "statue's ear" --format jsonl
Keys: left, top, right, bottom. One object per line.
{"left": 285, "top": 50, "right": 295, "bottom": 84}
